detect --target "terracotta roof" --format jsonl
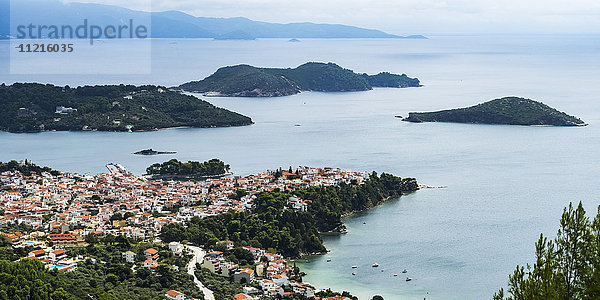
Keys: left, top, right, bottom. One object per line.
{"left": 144, "top": 248, "right": 158, "bottom": 254}
{"left": 233, "top": 293, "right": 250, "bottom": 300}
{"left": 165, "top": 290, "right": 182, "bottom": 297}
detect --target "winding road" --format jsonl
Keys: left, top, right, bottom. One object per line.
{"left": 186, "top": 245, "right": 215, "bottom": 300}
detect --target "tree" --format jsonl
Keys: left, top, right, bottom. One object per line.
{"left": 99, "top": 290, "right": 118, "bottom": 300}
{"left": 372, "top": 296, "right": 384, "bottom": 300}
{"left": 495, "top": 202, "right": 600, "bottom": 300}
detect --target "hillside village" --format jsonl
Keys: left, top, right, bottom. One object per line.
{"left": 0, "top": 161, "right": 367, "bottom": 300}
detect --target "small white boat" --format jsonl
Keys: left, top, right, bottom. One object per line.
{"left": 393, "top": 274, "right": 398, "bottom": 277}
{"left": 352, "top": 265, "right": 358, "bottom": 269}
{"left": 352, "top": 272, "right": 356, "bottom": 276}
{"left": 402, "top": 269, "right": 407, "bottom": 273}
{"left": 372, "top": 263, "right": 379, "bottom": 267}
{"left": 406, "top": 277, "right": 412, "bottom": 281}
{"left": 327, "top": 258, "right": 331, "bottom": 262}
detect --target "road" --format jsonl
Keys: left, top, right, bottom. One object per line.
{"left": 186, "top": 245, "right": 215, "bottom": 300}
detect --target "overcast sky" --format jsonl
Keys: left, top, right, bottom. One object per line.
{"left": 60, "top": 0, "right": 600, "bottom": 35}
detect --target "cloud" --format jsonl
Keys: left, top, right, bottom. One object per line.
{"left": 59, "top": 0, "right": 600, "bottom": 34}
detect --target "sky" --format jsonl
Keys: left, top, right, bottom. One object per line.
{"left": 58, "top": 0, "right": 600, "bottom": 35}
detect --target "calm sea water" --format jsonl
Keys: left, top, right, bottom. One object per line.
{"left": 1, "top": 35, "right": 600, "bottom": 299}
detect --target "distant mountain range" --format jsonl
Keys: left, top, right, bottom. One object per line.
{"left": 0, "top": 0, "right": 426, "bottom": 40}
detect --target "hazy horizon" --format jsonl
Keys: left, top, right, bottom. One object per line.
{"left": 48, "top": 0, "right": 600, "bottom": 35}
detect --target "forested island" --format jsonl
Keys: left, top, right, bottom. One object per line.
{"left": 178, "top": 62, "right": 421, "bottom": 97}
{"left": 145, "top": 159, "right": 231, "bottom": 179}
{"left": 0, "top": 83, "right": 253, "bottom": 133}
{"left": 161, "top": 172, "right": 418, "bottom": 258}
{"left": 402, "top": 97, "right": 586, "bottom": 126}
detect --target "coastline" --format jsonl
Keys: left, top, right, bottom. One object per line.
{"left": 0, "top": 122, "right": 255, "bottom": 134}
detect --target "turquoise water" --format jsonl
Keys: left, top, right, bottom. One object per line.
{"left": 48, "top": 265, "right": 64, "bottom": 270}
{"left": 1, "top": 36, "right": 600, "bottom": 299}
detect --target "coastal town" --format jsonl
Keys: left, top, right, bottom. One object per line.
{"left": 0, "top": 160, "right": 370, "bottom": 300}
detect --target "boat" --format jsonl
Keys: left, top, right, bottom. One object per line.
{"left": 352, "top": 272, "right": 356, "bottom": 276}
{"left": 327, "top": 258, "right": 331, "bottom": 262}
{"left": 351, "top": 265, "right": 358, "bottom": 269}
{"left": 402, "top": 269, "right": 407, "bottom": 273}
{"left": 381, "top": 269, "right": 384, "bottom": 272}
{"left": 393, "top": 274, "right": 398, "bottom": 277}
{"left": 106, "top": 163, "right": 129, "bottom": 175}
{"left": 406, "top": 277, "right": 412, "bottom": 281}
{"left": 372, "top": 263, "right": 379, "bottom": 267}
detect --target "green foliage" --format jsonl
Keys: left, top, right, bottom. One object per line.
{"left": 0, "top": 239, "right": 202, "bottom": 300}
{"left": 270, "top": 62, "right": 371, "bottom": 92}
{"left": 0, "top": 259, "right": 75, "bottom": 300}
{"left": 316, "top": 288, "right": 358, "bottom": 300}
{"left": 362, "top": 72, "right": 421, "bottom": 88}
{"left": 495, "top": 202, "right": 600, "bottom": 300}
{"left": 0, "top": 160, "right": 59, "bottom": 176}
{"left": 405, "top": 97, "right": 585, "bottom": 126}
{"left": 146, "top": 158, "right": 230, "bottom": 177}
{"left": 161, "top": 173, "right": 418, "bottom": 257}
{"left": 0, "top": 83, "right": 252, "bottom": 133}
{"left": 180, "top": 64, "right": 301, "bottom": 96}
{"left": 371, "top": 296, "right": 385, "bottom": 300}
{"left": 194, "top": 268, "right": 243, "bottom": 300}
{"left": 179, "top": 62, "right": 420, "bottom": 96}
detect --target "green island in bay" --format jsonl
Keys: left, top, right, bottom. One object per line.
{"left": 178, "top": 62, "right": 421, "bottom": 97}
{"left": 0, "top": 83, "right": 253, "bottom": 133}
{"left": 145, "top": 158, "right": 232, "bottom": 180}
{"left": 402, "top": 97, "right": 586, "bottom": 126}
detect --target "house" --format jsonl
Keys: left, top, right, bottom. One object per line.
{"left": 291, "top": 282, "right": 315, "bottom": 298}
{"left": 242, "top": 246, "right": 265, "bottom": 260}
{"left": 265, "top": 288, "right": 284, "bottom": 297}
{"left": 255, "top": 264, "right": 264, "bottom": 277}
{"left": 168, "top": 241, "right": 183, "bottom": 255}
{"left": 217, "top": 240, "right": 234, "bottom": 250}
{"left": 122, "top": 251, "right": 135, "bottom": 263}
{"left": 49, "top": 249, "right": 67, "bottom": 262}
{"left": 143, "top": 259, "right": 158, "bottom": 269}
{"left": 144, "top": 248, "right": 159, "bottom": 260}
{"left": 164, "top": 290, "right": 185, "bottom": 300}
{"left": 233, "top": 268, "right": 254, "bottom": 284}
{"left": 233, "top": 293, "right": 252, "bottom": 300}
{"left": 55, "top": 106, "right": 77, "bottom": 114}
{"left": 273, "top": 274, "right": 289, "bottom": 286}
{"left": 28, "top": 249, "right": 46, "bottom": 259}
{"left": 47, "top": 234, "right": 80, "bottom": 247}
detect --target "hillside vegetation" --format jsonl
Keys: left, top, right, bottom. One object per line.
{"left": 179, "top": 62, "right": 420, "bottom": 97}
{"left": 403, "top": 97, "right": 585, "bottom": 126}
{"left": 0, "top": 83, "right": 253, "bottom": 133}
{"left": 161, "top": 172, "right": 418, "bottom": 258}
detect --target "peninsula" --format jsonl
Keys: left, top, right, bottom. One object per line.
{"left": 178, "top": 62, "right": 421, "bottom": 97}
{"left": 0, "top": 160, "right": 415, "bottom": 300}
{"left": 0, "top": 83, "right": 253, "bottom": 133}
{"left": 402, "top": 97, "right": 586, "bottom": 126}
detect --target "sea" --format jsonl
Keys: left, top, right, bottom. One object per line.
{"left": 1, "top": 35, "right": 600, "bottom": 299}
